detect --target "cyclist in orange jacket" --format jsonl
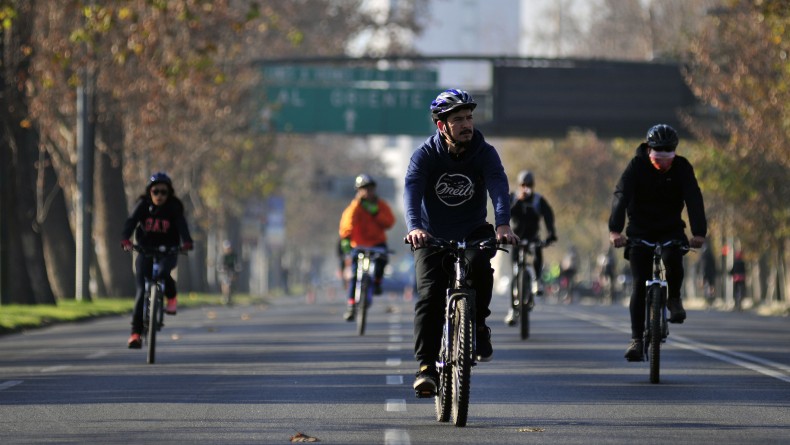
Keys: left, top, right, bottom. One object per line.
{"left": 339, "top": 174, "right": 395, "bottom": 321}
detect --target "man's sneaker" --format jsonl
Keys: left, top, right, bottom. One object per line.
{"left": 536, "top": 282, "right": 545, "bottom": 296}
{"left": 165, "top": 297, "right": 177, "bottom": 315}
{"left": 476, "top": 326, "right": 493, "bottom": 362}
{"left": 413, "top": 365, "right": 439, "bottom": 398}
{"left": 127, "top": 333, "right": 142, "bottom": 349}
{"left": 504, "top": 308, "right": 518, "bottom": 326}
{"left": 667, "top": 298, "right": 686, "bottom": 323}
{"left": 343, "top": 304, "right": 355, "bottom": 322}
{"left": 624, "top": 339, "right": 644, "bottom": 362}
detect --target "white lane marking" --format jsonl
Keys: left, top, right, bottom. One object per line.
{"left": 385, "top": 399, "right": 407, "bottom": 412}
{"left": 385, "top": 358, "right": 402, "bottom": 367}
{"left": 41, "top": 365, "right": 72, "bottom": 373}
{"left": 0, "top": 380, "right": 23, "bottom": 390}
{"left": 389, "top": 336, "right": 404, "bottom": 343}
{"left": 86, "top": 350, "right": 109, "bottom": 359}
{"left": 386, "top": 375, "right": 404, "bottom": 385}
{"left": 384, "top": 428, "right": 411, "bottom": 445}
{"left": 561, "top": 308, "right": 790, "bottom": 383}
{"left": 387, "top": 344, "right": 402, "bottom": 351}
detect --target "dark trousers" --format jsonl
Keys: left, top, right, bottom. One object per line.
{"left": 628, "top": 245, "right": 684, "bottom": 338}
{"left": 131, "top": 253, "right": 178, "bottom": 334}
{"left": 510, "top": 245, "right": 543, "bottom": 306}
{"left": 413, "top": 225, "right": 495, "bottom": 366}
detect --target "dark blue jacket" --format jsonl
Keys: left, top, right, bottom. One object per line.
{"left": 404, "top": 129, "right": 510, "bottom": 241}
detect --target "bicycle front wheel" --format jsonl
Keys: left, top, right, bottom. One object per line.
{"left": 519, "top": 270, "right": 531, "bottom": 340}
{"left": 146, "top": 286, "right": 160, "bottom": 364}
{"left": 356, "top": 274, "right": 371, "bottom": 336}
{"left": 435, "top": 319, "right": 453, "bottom": 422}
{"left": 648, "top": 284, "right": 663, "bottom": 383}
{"left": 451, "top": 295, "right": 473, "bottom": 427}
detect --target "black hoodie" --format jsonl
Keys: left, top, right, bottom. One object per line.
{"left": 122, "top": 196, "right": 193, "bottom": 248}
{"left": 608, "top": 143, "right": 707, "bottom": 240}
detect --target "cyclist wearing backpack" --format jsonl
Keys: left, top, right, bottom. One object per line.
{"left": 506, "top": 170, "right": 557, "bottom": 325}
{"left": 608, "top": 124, "right": 707, "bottom": 361}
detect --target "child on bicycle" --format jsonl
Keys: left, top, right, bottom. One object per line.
{"left": 608, "top": 124, "right": 707, "bottom": 361}
{"left": 404, "top": 89, "right": 518, "bottom": 395}
{"left": 338, "top": 174, "right": 395, "bottom": 321}
{"left": 121, "top": 172, "right": 193, "bottom": 349}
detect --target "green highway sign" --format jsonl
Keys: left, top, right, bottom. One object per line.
{"left": 262, "top": 65, "right": 437, "bottom": 86}
{"left": 259, "top": 65, "right": 440, "bottom": 135}
{"left": 263, "top": 86, "right": 438, "bottom": 135}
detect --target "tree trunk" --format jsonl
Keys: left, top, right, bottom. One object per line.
{"left": 94, "top": 106, "right": 135, "bottom": 297}
{"left": 38, "top": 150, "right": 76, "bottom": 300}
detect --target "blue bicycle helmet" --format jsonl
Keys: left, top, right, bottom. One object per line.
{"left": 430, "top": 89, "right": 477, "bottom": 121}
{"left": 149, "top": 171, "right": 172, "bottom": 186}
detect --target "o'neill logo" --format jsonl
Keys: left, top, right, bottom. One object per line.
{"left": 435, "top": 173, "right": 474, "bottom": 207}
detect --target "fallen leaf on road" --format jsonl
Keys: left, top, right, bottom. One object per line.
{"left": 290, "top": 431, "right": 319, "bottom": 442}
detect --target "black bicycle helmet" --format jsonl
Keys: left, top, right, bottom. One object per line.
{"left": 354, "top": 174, "right": 376, "bottom": 189}
{"left": 149, "top": 171, "right": 172, "bottom": 186}
{"left": 646, "top": 124, "right": 679, "bottom": 150}
{"left": 517, "top": 170, "right": 534, "bottom": 186}
{"left": 430, "top": 89, "right": 477, "bottom": 121}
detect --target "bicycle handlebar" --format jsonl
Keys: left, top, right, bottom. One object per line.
{"left": 627, "top": 238, "right": 690, "bottom": 251}
{"left": 404, "top": 236, "right": 508, "bottom": 253}
{"left": 131, "top": 245, "right": 187, "bottom": 257}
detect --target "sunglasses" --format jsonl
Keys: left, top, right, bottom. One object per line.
{"left": 651, "top": 146, "right": 676, "bottom": 153}
{"left": 151, "top": 188, "right": 169, "bottom": 196}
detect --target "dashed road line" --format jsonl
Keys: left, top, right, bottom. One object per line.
{"left": 0, "top": 380, "right": 23, "bottom": 391}
{"left": 384, "top": 428, "right": 411, "bottom": 445}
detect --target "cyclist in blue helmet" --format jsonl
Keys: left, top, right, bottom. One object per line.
{"left": 609, "top": 124, "right": 707, "bottom": 361}
{"left": 405, "top": 88, "right": 518, "bottom": 395}
{"left": 121, "top": 172, "right": 194, "bottom": 349}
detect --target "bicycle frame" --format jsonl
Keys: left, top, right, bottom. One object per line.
{"left": 630, "top": 238, "right": 686, "bottom": 383}
{"left": 133, "top": 245, "right": 180, "bottom": 364}
{"left": 350, "top": 246, "right": 390, "bottom": 336}
{"left": 513, "top": 239, "right": 542, "bottom": 340}
{"left": 409, "top": 236, "right": 504, "bottom": 427}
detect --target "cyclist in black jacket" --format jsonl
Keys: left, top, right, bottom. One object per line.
{"left": 121, "top": 172, "right": 193, "bottom": 349}
{"left": 506, "top": 170, "right": 557, "bottom": 325}
{"left": 608, "top": 124, "right": 707, "bottom": 361}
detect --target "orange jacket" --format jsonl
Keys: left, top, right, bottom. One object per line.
{"left": 339, "top": 198, "right": 395, "bottom": 247}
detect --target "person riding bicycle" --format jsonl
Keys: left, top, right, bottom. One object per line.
{"left": 729, "top": 251, "right": 746, "bottom": 310}
{"left": 218, "top": 240, "right": 239, "bottom": 296}
{"left": 338, "top": 173, "right": 395, "bottom": 321}
{"left": 506, "top": 169, "right": 557, "bottom": 325}
{"left": 608, "top": 124, "right": 707, "bottom": 362}
{"left": 121, "top": 172, "right": 193, "bottom": 349}
{"left": 404, "top": 88, "right": 518, "bottom": 395}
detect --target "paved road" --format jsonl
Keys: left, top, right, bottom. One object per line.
{"left": 0, "top": 291, "right": 788, "bottom": 444}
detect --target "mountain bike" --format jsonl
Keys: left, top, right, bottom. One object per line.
{"left": 510, "top": 239, "right": 546, "bottom": 340}
{"left": 628, "top": 238, "right": 688, "bottom": 384}
{"left": 349, "top": 246, "right": 390, "bottom": 336}
{"left": 133, "top": 245, "right": 183, "bottom": 364}
{"left": 408, "top": 236, "right": 506, "bottom": 427}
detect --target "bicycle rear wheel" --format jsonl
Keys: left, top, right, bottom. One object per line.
{"left": 356, "top": 274, "right": 371, "bottom": 336}
{"left": 451, "top": 295, "right": 472, "bottom": 427}
{"left": 146, "top": 286, "right": 160, "bottom": 364}
{"left": 648, "top": 284, "right": 663, "bottom": 383}
{"left": 519, "top": 270, "right": 531, "bottom": 340}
